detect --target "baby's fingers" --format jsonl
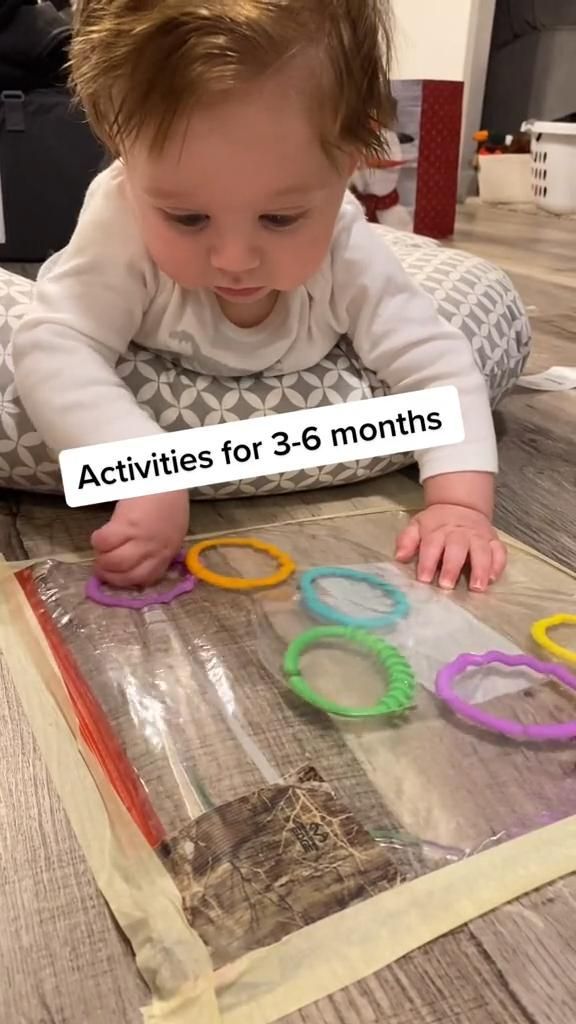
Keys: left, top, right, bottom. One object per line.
{"left": 91, "top": 518, "right": 132, "bottom": 555}
{"left": 96, "top": 555, "right": 169, "bottom": 590}
{"left": 395, "top": 520, "right": 422, "bottom": 563}
{"left": 490, "top": 539, "right": 508, "bottom": 583}
{"left": 468, "top": 537, "right": 492, "bottom": 592}
{"left": 416, "top": 532, "right": 447, "bottom": 584}
{"left": 438, "top": 534, "right": 471, "bottom": 590}
{"left": 94, "top": 539, "right": 147, "bottom": 577}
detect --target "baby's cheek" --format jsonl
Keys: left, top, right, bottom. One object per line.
{"left": 143, "top": 222, "right": 205, "bottom": 288}
{"left": 277, "top": 230, "right": 331, "bottom": 289}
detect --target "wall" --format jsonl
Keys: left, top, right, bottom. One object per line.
{"left": 389, "top": 0, "right": 497, "bottom": 196}
{"left": 390, "top": 0, "right": 478, "bottom": 81}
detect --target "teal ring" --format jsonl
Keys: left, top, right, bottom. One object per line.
{"left": 299, "top": 567, "right": 410, "bottom": 629}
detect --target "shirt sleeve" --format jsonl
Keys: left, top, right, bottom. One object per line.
{"left": 12, "top": 162, "right": 164, "bottom": 455}
{"left": 330, "top": 198, "right": 499, "bottom": 481}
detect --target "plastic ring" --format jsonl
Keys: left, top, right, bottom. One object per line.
{"left": 531, "top": 614, "right": 576, "bottom": 667}
{"left": 283, "top": 626, "right": 416, "bottom": 719}
{"left": 185, "top": 537, "right": 295, "bottom": 591}
{"left": 435, "top": 650, "right": 576, "bottom": 741}
{"left": 85, "top": 551, "right": 197, "bottom": 609}
{"left": 299, "top": 567, "right": 410, "bottom": 629}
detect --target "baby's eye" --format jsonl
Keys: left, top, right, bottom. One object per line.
{"left": 260, "top": 213, "right": 306, "bottom": 229}
{"left": 164, "top": 212, "right": 209, "bottom": 229}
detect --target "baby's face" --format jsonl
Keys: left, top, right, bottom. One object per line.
{"left": 124, "top": 65, "right": 356, "bottom": 324}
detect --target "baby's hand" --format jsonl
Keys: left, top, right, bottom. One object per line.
{"left": 395, "top": 503, "right": 507, "bottom": 592}
{"left": 91, "top": 491, "right": 190, "bottom": 588}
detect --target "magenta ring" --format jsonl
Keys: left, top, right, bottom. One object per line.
{"left": 85, "top": 551, "right": 198, "bottom": 610}
{"left": 435, "top": 650, "right": 576, "bottom": 741}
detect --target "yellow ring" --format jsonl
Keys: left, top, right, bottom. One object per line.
{"left": 184, "top": 537, "right": 295, "bottom": 591}
{"left": 531, "top": 614, "right": 576, "bottom": 666}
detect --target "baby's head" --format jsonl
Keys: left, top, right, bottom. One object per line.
{"left": 71, "top": 0, "right": 394, "bottom": 321}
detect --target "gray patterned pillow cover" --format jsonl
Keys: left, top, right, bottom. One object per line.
{"left": 1, "top": 229, "right": 531, "bottom": 498}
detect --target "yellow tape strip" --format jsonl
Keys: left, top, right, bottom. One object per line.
{"left": 214, "top": 814, "right": 576, "bottom": 1022}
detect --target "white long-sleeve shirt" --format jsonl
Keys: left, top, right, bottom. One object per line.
{"left": 12, "top": 160, "right": 498, "bottom": 480}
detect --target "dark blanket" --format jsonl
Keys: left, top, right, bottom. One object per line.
{"left": 492, "top": 0, "right": 576, "bottom": 51}
{"left": 0, "top": 0, "right": 72, "bottom": 91}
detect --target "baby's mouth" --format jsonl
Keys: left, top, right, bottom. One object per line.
{"left": 214, "top": 285, "right": 267, "bottom": 298}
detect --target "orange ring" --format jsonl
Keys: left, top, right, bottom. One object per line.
{"left": 184, "top": 537, "right": 295, "bottom": 591}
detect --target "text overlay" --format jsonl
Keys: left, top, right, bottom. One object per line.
{"left": 59, "top": 387, "right": 465, "bottom": 507}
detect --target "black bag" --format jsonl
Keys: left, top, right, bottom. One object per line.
{"left": 0, "top": 2, "right": 105, "bottom": 261}
{"left": 0, "top": 89, "right": 106, "bottom": 261}
{"left": 0, "top": 0, "right": 72, "bottom": 92}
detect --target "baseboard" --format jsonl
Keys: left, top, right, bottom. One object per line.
{"left": 458, "top": 166, "right": 479, "bottom": 202}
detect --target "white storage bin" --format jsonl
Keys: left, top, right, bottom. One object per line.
{"left": 477, "top": 153, "right": 533, "bottom": 204}
{"left": 522, "top": 119, "right": 576, "bottom": 215}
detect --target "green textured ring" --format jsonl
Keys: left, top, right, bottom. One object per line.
{"left": 282, "top": 626, "right": 416, "bottom": 719}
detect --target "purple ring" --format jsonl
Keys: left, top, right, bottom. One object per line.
{"left": 435, "top": 650, "right": 576, "bottom": 741}
{"left": 85, "top": 551, "right": 198, "bottom": 610}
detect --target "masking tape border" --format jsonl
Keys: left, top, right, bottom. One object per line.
{"left": 214, "top": 812, "right": 576, "bottom": 1023}
{"left": 2, "top": 513, "right": 576, "bottom": 1023}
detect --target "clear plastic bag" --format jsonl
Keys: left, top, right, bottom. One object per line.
{"left": 16, "top": 514, "right": 576, "bottom": 971}
{"left": 257, "top": 559, "right": 527, "bottom": 705}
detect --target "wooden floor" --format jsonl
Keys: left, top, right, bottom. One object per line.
{"left": 448, "top": 201, "right": 576, "bottom": 572}
{"left": 1, "top": 204, "right": 576, "bottom": 1024}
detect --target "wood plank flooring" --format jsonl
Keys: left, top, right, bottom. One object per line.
{"left": 448, "top": 201, "right": 576, "bottom": 572}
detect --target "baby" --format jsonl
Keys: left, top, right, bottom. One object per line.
{"left": 12, "top": 0, "right": 506, "bottom": 592}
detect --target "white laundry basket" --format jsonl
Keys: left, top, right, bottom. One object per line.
{"left": 522, "top": 120, "right": 576, "bottom": 215}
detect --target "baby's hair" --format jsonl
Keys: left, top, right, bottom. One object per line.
{"left": 70, "top": 0, "right": 395, "bottom": 163}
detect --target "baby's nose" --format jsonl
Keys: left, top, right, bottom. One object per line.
{"left": 210, "top": 237, "right": 260, "bottom": 274}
